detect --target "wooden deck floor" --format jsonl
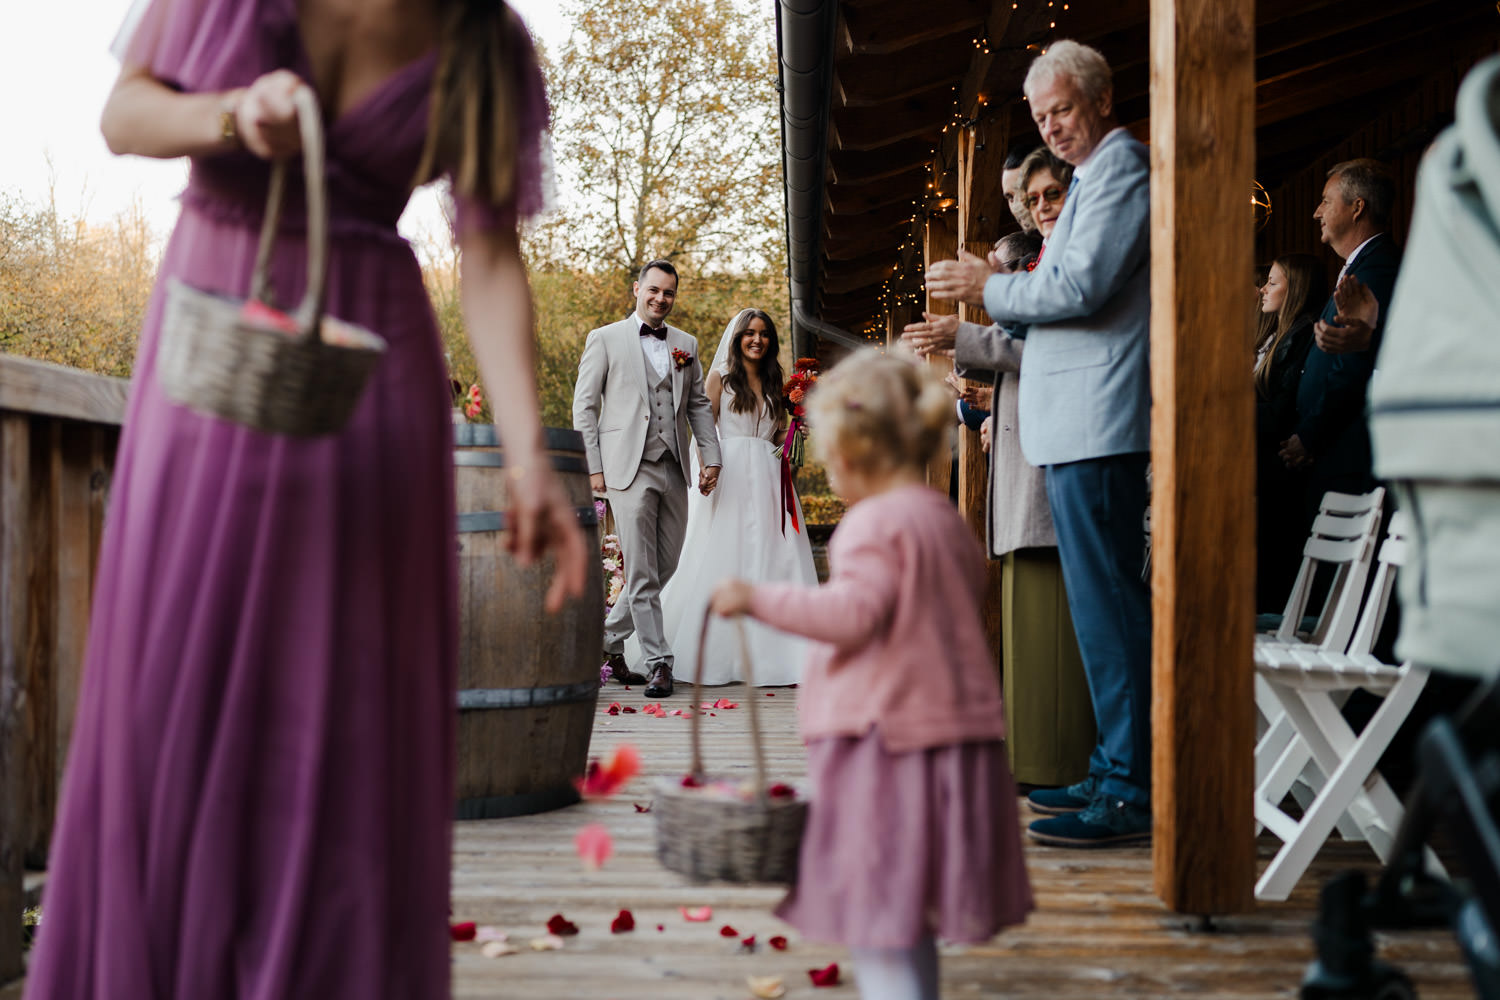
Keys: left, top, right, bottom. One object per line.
{"left": 451, "top": 684, "right": 1474, "bottom": 999}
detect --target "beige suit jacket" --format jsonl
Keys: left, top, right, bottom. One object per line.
{"left": 572, "top": 317, "right": 722, "bottom": 490}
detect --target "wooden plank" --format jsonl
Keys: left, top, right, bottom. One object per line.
{"left": 22, "top": 421, "right": 57, "bottom": 868}
{"left": 838, "top": 0, "right": 987, "bottom": 57}
{"left": 0, "top": 415, "right": 29, "bottom": 983}
{"left": 1149, "top": 0, "right": 1258, "bottom": 914}
{"left": 446, "top": 685, "right": 1474, "bottom": 999}
{"left": 0, "top": 356, "right": 128, "bottom": 428}
{"left": 52, "top": 426, "right": 99, "bottom": 799}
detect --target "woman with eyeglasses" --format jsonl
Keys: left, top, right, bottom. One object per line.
{"left": 1018, "top": 147, "right": 1075, "bottom": 247}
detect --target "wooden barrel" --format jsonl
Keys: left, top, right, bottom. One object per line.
{"left": 454, "top": 424, "right": 604, "bottom": 819}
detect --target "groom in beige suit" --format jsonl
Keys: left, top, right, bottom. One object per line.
{"left": 573, "top": 260, "right": 721, "bottom": 697}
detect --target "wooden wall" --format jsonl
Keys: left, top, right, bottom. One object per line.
{"left": 1256, "top": 44, "right": 1500, "bottom": 275}
{"left": 0, "top": 356, "right": 125, "bottom": 984}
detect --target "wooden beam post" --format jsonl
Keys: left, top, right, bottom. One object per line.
{"left": 956, "top": 120, "right": 1012, "bottom": 667}
{"left": 1149, "top": 0, "right": 1257, "bottom": 913}
{"left": 922, "top": 214, "right": 958, "bottom": 495}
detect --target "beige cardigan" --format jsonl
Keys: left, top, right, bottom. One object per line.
{"left": 954, "top": 321, "right": 1057, "bottom": 557}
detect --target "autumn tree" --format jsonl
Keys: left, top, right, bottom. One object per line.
{"left": 539, "top": 0, "right": 783, "bottom": 283}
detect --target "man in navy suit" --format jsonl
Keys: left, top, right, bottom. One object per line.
{"left": 928, "top": 40, "right": 1153, "bottom": 846}
{"left": 1280, "top": 159, "right": 1401, "bottom": 514}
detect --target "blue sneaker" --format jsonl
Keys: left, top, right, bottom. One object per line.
{"left": 1025, "top": 774, "right": 1100, "bottom": 815}
{"left": 1027, "top": 797, "right": 1152, "bottom": 848}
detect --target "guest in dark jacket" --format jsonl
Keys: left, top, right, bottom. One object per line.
{"left": 1254, "top": 253, "right": 1327, "bottom": 610}
{"left": 1282, "top": 159, "right": 1401, "bottom": 520}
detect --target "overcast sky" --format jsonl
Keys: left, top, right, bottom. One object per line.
{"left": 0, "top": 0, "right": 572, "bottom": 241}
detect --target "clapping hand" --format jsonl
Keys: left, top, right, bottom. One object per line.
{"left": 925, "top": 249, "right": 993, "bottom": 306}
{"left": 901, "top": 312, "right": 960, "bottom": 358}
{"left": 1315, "top": 275, "right": 1379, "bottom": 354}
{"left": 980, "top": 415, "right": 993, "bottom": 454}
{"left": 708, "top": 578, "right": 754, "bottom": 617}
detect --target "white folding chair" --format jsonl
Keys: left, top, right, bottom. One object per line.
{"left": 1254, "top": 512, "right": 1444, "bottom": 901}
{"left": 1255, "top": 489, "right": 1386, "bottom": 833}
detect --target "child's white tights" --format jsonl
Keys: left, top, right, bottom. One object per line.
{"left": 851, "top": 934, "right": 940, "bottom": 1000}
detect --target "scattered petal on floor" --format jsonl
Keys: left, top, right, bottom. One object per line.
{"left": 545, "top": 914, "right": 579, "bottom": 936}
{"left": 574, "top": 823, "right": 614, "bottom": 869}
{"left": 767, "top": 783, "right": 797, "bottom": 800}
{"left": 481, "top": 940, "right": 519, "bottom": 958}
{"left": 747, "top": 974, "right": 788, "bottom": 999}
{"left": 766, "top": 692, "right": 776, "bottom": 697}
{"left": 719, "top": 924, "right": 739, "bottom": 937}
{"left": 606, "top": 702, "right": 622, "bottom": 716}
{"left": 712, "top": 697, "right": 739, "bottom": 709}
{"left": 633, "top": 802, "right": 652, "bottom": 813}
{"left": 768, "top": 936, "right": 789, "bottom": 951}
{"left": 741, "top": 935, "right": 757, "bottom": 950}
{"left": 679, "top": 905, "right": 713, "bottom": 922}
{"left": 528, "top": 935, "right": 565, "bottom": 951}
{"left": 621, "top": 706, "right": 637, "bottom": 713}
{"left": 610, "top": 909, "right": 635, "bottom": 934}
{"left": 809, "top": 962, "right": 841, "bottom": 987}
{"left": 656, "top": 924, "right": 665, "bottom": 932}
{"left": 474, "top": 926, "right": 507, "bottom": 943}
{"left": 575, "top": 744, "right": 642, "bottom": 798}
{"left": 449, "top": 922, "right": 477, "bottom": 942}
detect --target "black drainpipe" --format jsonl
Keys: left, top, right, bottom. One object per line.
{"left": 776, "top": 0, "right": 867, "bottom": 356}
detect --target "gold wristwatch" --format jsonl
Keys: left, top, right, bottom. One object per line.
{"left": 219, "top": 93, "right": 241, "bottom": 147}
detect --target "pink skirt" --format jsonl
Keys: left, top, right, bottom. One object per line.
{"left": 776, "top": 733, "right": 1034, "bottom": 949}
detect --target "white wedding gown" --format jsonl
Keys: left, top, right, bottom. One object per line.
{"left": 625, "top": 374, "right": 818, "bottom": 686}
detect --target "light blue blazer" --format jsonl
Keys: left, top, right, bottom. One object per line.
{"left": 982, "top": 128, "right": 1152, "bottom": 468}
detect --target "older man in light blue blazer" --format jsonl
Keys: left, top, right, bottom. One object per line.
{"left": 928, "top": 40, "right": 1152, "bottom": 847}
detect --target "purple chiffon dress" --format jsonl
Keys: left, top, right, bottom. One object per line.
{"left": 24, "top": 1, "right": 548, "bottom": 997}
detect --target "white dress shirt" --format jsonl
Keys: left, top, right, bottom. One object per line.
{"left": 635, "top": 312, "right": 671, "bottom": 379}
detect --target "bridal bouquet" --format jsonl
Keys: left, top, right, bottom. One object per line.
{"left": 600, "top": 529, "right": 625, "bottom": 611}
{"left": 779, "top": 357, "right": 820, "bottom": 472}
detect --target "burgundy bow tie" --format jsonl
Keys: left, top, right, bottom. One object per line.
{"left": 640, "top": 323, "right": 666, "bottom": 341}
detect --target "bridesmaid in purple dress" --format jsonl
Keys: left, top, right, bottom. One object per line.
{"left": 24, "top": 1, "right": 587, "bottom": 996}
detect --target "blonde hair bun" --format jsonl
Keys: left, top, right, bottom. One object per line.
{"left": 807, "top": 348, "right": 953, "bottom": 475}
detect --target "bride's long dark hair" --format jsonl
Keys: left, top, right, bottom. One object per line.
{"left": 723, "top": 309, "right": 785, "bottom": 418}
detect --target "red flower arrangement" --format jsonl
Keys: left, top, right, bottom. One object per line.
{"left": 671, "top": 347, "right": 693, "bottom": 370}
{"left": 777, "top": 356, "right": 821, "bottom": 536}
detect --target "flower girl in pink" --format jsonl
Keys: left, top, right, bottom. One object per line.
{"left": 710, "top": 350, "right": 1033, "bottom": 1000}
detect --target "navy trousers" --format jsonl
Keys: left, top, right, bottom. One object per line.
{"left": 1044, "top": 452, "right": 1153, "bottom": 807}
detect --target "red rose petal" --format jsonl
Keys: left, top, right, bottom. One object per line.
{"left": 633, "top": 802, "right": 652, "bottom": 813}
{"left": 610, "top": 909, "right": 635, "bottom": 934}
{"left": 621, "top": 706, "right": 638, "bottom": 714}
{"left": 719, "top": 925, "right": 739, "bottom": 937}
{"left": 767, "top": 783, "right": 797, "bottom": 800}
{"left": 769, "top": 935, "right": 788, "bottom": 951}
{"left": 680, "top": 774, "right": 703, "bottom": 788}
{"left": 809, "top": 962, "right": 841, "bottom": 987}
{"left": 606, "top": 702, "right": 621, "bottom": 716}
{"left": 679, "top": 905, "right": 713, "bottom": 922}
{"left": 546, "top": 914, "right": 579, "bottom": 936}
{"left": 450, "top": 921, "right": 477, "bottom": 942}
{"left": 656, "top": 924, "right": 665, "bottom": 932}
{"left": 741, "top": 935, "right": 757, "bottom": 950}
{"left": 766, "top": 692, "right": 775, "bottom": 697}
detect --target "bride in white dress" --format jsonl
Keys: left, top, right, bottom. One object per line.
{"left": 625, "top": 308, "right": 818, "bottom": 686}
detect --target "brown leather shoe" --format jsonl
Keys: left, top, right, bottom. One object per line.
{"left": 605, "top": 652, "right": 647, "bottom": 686}
{"left": 644, "top": 664, "right": 674, "bottom": 698}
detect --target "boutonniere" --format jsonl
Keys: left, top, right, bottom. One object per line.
{"left": 671, "top": 348, "right": 692, "bottom": 371}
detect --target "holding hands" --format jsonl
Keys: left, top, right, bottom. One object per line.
{"left": 698, "top": 464, "right": 721, "bottom": 496}
{"left": 925, "top": 249, "right": 994, "bottom": 306}
{"left": 1314, "top": 275, "right": 1380, "bottom": 355}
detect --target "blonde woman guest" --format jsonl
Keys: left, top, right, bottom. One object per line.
{"left": 1255, "top": 254, "right": 1328, "bottom": 610}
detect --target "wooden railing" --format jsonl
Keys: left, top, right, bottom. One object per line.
{"left": 0, "top": 354, "right": 127, "bottom": 984}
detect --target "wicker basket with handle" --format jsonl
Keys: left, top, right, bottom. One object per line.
{"left": 156, "top": 87, "right": 386, "bottom": 437}
{"left": 654, "top": 613, "right": 808, "bottom": 884}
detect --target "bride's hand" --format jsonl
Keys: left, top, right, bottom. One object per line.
{"left": 708, "top": 579, "right": 754, "bottom": 618}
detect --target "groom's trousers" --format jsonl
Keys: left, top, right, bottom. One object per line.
{"left": 603, "top": 454, "right": 689, "bottom": 668}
